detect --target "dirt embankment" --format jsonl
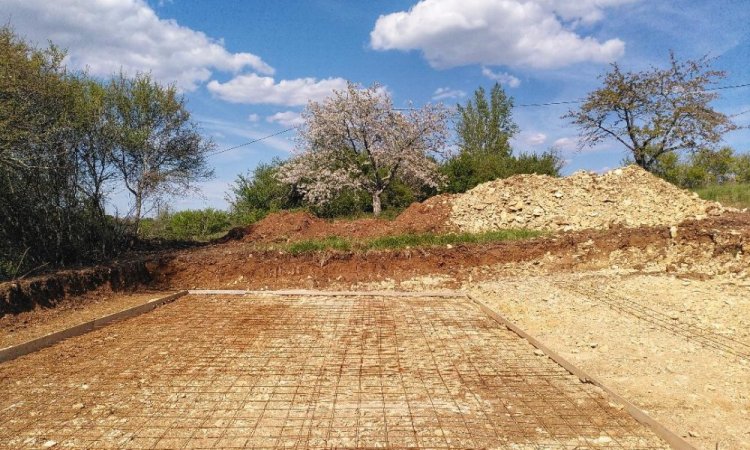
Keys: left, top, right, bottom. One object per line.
{"left": 151, "top": 213, "right": 750, "bottom": 290}
{"left": 0, "top": 261, "right": 153, "bottom": 316}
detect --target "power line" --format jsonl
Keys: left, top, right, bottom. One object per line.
{"left": 206, "top": 127, "right": 298, "bottom": 157}
{"left": 208, "top": 81, "right": 750, "bottom": 157}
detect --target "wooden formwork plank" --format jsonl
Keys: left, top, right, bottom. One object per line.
{"left": 188, "top": 289, "right": 465, "bottom": 298}
{"left": 0, "top": 291, "right": 188, "bottom": 364}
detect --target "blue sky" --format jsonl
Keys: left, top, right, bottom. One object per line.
{"left": 3, "top": 0, "right": 750, "bottom": 213}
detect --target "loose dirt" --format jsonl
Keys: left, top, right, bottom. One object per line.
{"left": 223, "top": 195, "right": 455, "bottom": 244}
{"left": 151, "top": 212, "right": 750, "bottom": 291}
{"left": 469, "top": 272, "right": 750, "bottom": 450}
{"left": 0, "top": 290, "right": 178, "bottom": 348}
{"left": 449, "top": 165, "right": 729, "bottom": 233}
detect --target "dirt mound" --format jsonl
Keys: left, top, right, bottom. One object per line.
{"left": 449, "top": 165, "right": 729, "bottom": 233}
{"left": 234, "top": 196, "right": 454, "bottom": 244}
{"left": 390, "top": 194, "right": 455, "bottom": 234}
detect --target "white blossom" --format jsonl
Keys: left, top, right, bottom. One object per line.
{"left": 277, "top": 82, "right": 449, "bottom": 215}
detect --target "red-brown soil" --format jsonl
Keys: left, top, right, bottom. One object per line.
{"left": 151, "top": 212, "right": 750, "bottom": 290}
{"left": 221, "top": 194, "right": 455, "bottom": 244}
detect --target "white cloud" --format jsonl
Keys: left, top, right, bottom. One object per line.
{"left": 481, "top": 67, "right": 521, "bottom": 88}
{"left": 3, "top": 0, "right": 273, "bottom": 91}
{"left": 207, "top": 74, "right": 348, "bottom": 106}
{"left": 552, "top": 137, "right": 580, "bottom": 152}
{"left": 432, "top": 87, "right": 466, "bottom": 101}
{"left": 525, "top": 132, "right": 548, "bottom": 146}
{"left": 267, "top": 111, "right": 305, "bottom": 127}
{"left": 370, "top": 0, "right": 628, "bottom": 70}
{"left": 247, "top": 114, "right": 260, "bottom": 123}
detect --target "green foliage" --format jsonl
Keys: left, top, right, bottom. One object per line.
{"left": 0, "top": 26, "right": 128, "bottom": 278}
{"left": 287, "top": 236, "right": 352, "bottom": 255}
{"left": 282, "top": 229, "right": 541, "bottom": 255}
{"left": 442, "top": 149, "right": 563, "bottom": 193}
{"left": 229, "top": 158, "right": 302, "bottom": 224}
{"left": 0, "top": 26, "right": 214, "bottom": 279}
{"left": 229, "top": 158, "right": 419, "bottom": 222}
{"left": 139, "top": 208, "right": 231, "bottom": 241}
{"left": 652, "top": 147, "right": 750, "bottom": 189}
{"left": 456, "top": 83, "right": 518, "bottom": 157}
{"left": 694, "top": 183, "right": 750, "bottom": 209}
{"left": 443, "top": 83, "right": 561, "bottom": 194}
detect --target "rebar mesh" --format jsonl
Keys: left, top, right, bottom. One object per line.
{"left": 0, "top": 294, "right": 669, "bottom": 449}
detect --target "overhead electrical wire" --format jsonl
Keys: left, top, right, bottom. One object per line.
{"left": 207, "top": 81, "right": 750, "bottom": 158}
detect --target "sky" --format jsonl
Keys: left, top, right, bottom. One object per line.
{"left": 3, "top": 0, "right": 750, "bottom": 213}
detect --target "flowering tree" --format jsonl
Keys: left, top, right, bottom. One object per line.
{"left": 277, "top": 82, "right": 449, "bottom": 216}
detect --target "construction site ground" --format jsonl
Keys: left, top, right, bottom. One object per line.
{"left": 0, "top": 293, "right": 671, "bottom": 449}
{"left": 2, "top": 168, "right": 749, "bottom": 449}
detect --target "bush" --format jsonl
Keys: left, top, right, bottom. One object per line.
{"left": 228, "top": 158, "right": 303, "bottom": 224}
{"left": 694, "top": 183, "right": 750, "bottom": 209}
{"left": 442, "top": 149, "right": 563, "bottom": 194}
{"left": 139, "top": 208, "right": 231, "bottom": 241}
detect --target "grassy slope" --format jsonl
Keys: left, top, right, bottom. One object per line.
{"left": 694, "top": 184, "right": 750, "bottom": 209}
{"left": 284, "top": 229, "right": 542, "bottom": 255}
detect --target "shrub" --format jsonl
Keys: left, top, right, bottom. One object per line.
{"left": 442, "top": 150, "right": 563, "bottom": 194}
{"left": 139, "top": 208, "right": 231, "bottom": 241}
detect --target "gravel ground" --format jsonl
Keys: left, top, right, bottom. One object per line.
{"left": 472, "top": 271, "right": 750, "bottom": 450}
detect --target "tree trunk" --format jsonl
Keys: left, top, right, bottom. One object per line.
{"left": 372, "top": 191, "right": 382, "bottom": 217}
{"left": 133, "top": 191, "right": 143, "bottom": 233}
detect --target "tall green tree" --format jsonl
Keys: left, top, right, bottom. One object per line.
{"left": 108, "top": 73, "right": 215, "bottom": 230}
{"left": 443, "top": 83, "right": 560, "bottom": 193}
{"left": 456, "top": 83, "right": 518, "bottom": 157}
{"left": 565, "top": 53, "right": 737, "bottom": 171}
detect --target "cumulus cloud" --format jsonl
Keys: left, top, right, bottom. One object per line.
{"left": 370, "top": 0, "right": 628, "bottom": 69}
{"left": 524, "top": 132, "right": 548, "bottom": 146}
{"left": 432, "top": 87, "right": 466, "bottom": 101}
{"left": 481, "top": 67, "right": 521, "bottom": 88}
{"left": 552, "top": 137, "right": 580, "bottom": 152}
{"left": 2, "top": 0, "right": 273, "bottom": 91}
{"left": 207, "top": 74, "right": 348, "bottom": 106}
{"left": 267, "top": 111, "right": 305, "bottom": 127}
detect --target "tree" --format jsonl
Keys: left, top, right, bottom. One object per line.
{"left": 277, "top": 82, "right": 449, "bottom": 216}
{"left": 70, "top": 76, "right": 118, "bottom": 218}
{"left": 566, "top": 53, "right": 737, "bottom": 171}
{"left": 442, "top": 84, "right": 560, "bottom": 193}
{"left": 0, "top": 27, "right": 124, "bottom": 275}
{"left": 108, "top": 73, "right": 214, "bottom": 230}
{"left": 456, "top": 83, "right": 518, "bottom": 157}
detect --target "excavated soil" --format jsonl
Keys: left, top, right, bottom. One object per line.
{"left": 151, "top": 212, "right": 750, "bottom": 290}
{"left": 450, "top": 165, "right": 730, "bottom": 233}
{"left": 222, "top": 195, "right": 455, "bottom": 244}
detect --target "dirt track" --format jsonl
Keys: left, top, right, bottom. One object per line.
{"left": 0, "top": 294, "right": 669, "bottom": 449}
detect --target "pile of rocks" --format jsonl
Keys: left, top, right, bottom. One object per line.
{"left": 449, "top": 165, "right": 728, "bottom": 233}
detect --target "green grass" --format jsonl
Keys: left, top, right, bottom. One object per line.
{"left": 284, "top": 229, "right": 541, "bottom": 255}
{"left": 694, "top": 183, "right": 750, "bottom": 209}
